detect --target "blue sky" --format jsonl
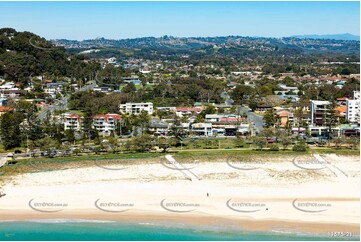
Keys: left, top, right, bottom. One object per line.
{"left": 0, "top": 1, "right": 359, "bottom": 40}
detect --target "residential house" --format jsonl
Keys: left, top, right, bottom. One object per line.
{"left": 255, "top": 104, "right": 273, "bottom": 113}
{"left": 276, "top": 110, "right": 294, "bottom": 127}
{"left": 149, "top": 120, "right": 169, "bottom": 135}
{"left": 93, "top": 86, "right": 114, "bottom": 93}
{"left": 175, "top": 107, "right": 203, "bottom": 117}
{"left": 0, "top": 106, "right": 12, "bottom": 116}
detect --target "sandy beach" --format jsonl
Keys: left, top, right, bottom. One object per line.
{"left": 0, "top": 153, "right": 359, "bottom": 236}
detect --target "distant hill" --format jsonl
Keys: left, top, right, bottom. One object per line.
{"left": 52, "top": 35, "right": 360, "bottom": 57}
{"left": 0, "top": 28, "right": 99, "bottom": 83}
{"left": 290, "top": 33, "right": 360, "bottom": 41}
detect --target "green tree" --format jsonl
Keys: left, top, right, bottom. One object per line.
{"left": 36, "top": 137, "right": 59, "bottom": 157}
{"left": 64, "top": 129, "right": 75, "bottom": 143}
{"left": 260, "top": 127, "right": 275, "bottom": 139}
{"left": 263, "top": 110, "right": 276, "bottom": 128}
{"left": 135, "top": 110, "right": 150, "bottom": 135}
{"left": 130, "top": 134, "right": 154, "bottom": 152}
{"left": 157, "top": 137, "right": 176, "bottom": 153}
{"left": 122, "top": 83, "right": 137, "bottom": 93}
{"left": 340, "top": 68, "right": 351, "bottom": 75}
{"left": 169, "top": 116, "right": 186, "bottom": 145}
{"left": 280, "top": 136, "right": 291, "bottom": 150}
{"left": 230, "top": 85, "right": 254, "bottom": 105}
{"left": 108, "top": 137, "right": 119, "bottom": 154}
{"left": 252, "top": 136, "right": 266, "bottom": 151}
{"left": 248, "top": 99, "right": 259, "bottom": 112}
{"left": 0, "top": 112, "right": 24, "bottom": 150}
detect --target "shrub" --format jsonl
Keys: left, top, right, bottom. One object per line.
{"left": 234, "top": 137, "right": 245, "bottom": 148}
{"left": 268, "top": 144, "right": 279, "bottom": 151}
{"left": 292, "top": 144, "right": 306, "bottom": 152}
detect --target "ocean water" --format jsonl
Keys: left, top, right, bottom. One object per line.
{"left": 0, "top": 219, "right": 358, "bottom": 241}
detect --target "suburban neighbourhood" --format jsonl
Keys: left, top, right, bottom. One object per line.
{"left": 0, "top": 28, "right": 360, "bottom": 158}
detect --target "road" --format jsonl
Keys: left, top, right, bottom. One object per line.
{"left": 37, "top": 81, "right": 96, "bottom": 120}
{"left": 221, "top": 91, "right": 234, "bottom": 106}
{"left": 221, "top": 91, "right": 264, "bottom": 134}
{"left": 247, "top": 111, "right": 264, "bottom": 134}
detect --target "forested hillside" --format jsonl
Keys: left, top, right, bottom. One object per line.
{"left": 0, "top": 28, "right": 100, "bottom": 84}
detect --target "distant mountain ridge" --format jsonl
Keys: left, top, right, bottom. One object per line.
{"left": 290, "top": 33, "right": 359, "bottom": 41}
{"left": 52, "top": 35, "right": 360, "bottom": 55}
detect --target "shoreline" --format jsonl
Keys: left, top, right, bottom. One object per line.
{"left": 1, "top": 209, "right": 360, "bottom": 236}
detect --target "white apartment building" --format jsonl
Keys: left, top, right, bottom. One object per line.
{"left": 63, "top": 113, "right": 121, "bottom": 135}
{"left": 92, "top": 114, "right": 121, "bottom": 134}
{"left": 353, "top": 90, "right": 360, "bottom": 100}
{"left": 64, "top": 114, "right": 82, "bottom": 131}
{"left": 119, "top": 102, "right": 153, "bottom": 115}
{"left": 346, "top": 91, "right": 360, "bottom": 123}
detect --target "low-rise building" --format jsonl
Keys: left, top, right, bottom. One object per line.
{"left": 175, "top": 107, "right": 203, "bottom": 117}
{"left": 93, "top": 86, "right": 114, "bottom": 93}
{"left": 276, "top": 110, "right": 294, "bottom": 127}
{"left": 119, "top": 102, "right": 153, "bottom": 115}
{"left": 191, "top": 123, "right": 212, "bottom": 136}
{"left": 149, "top": 120, "right": 169, "bottom": 135}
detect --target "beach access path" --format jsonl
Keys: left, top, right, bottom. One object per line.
{"left": 313, "top": 154, "right": 348, "bottom": 179}
{"left": 165, "top": 155, "right": 199, "bottom": 182}
{"left": 0, "top": 157, "right": 7, "bottom": 168}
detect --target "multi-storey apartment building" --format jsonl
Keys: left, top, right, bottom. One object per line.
{"left": 92, "top": 114, "right": 121, "bottom": 134}
{"left": 310, "top": 100, "right": 331, "bottom": 126}
{"left": 64, "top": 114, "right": 82, "bottom": 131}
{"left": 346, "top": 91, "right": 360, "bottom": 123}
{"left": 119, "top": 102, "right": 153, "bottom": 114}
{"left": 63, "top": 113, "right": 121, "bottom": 135}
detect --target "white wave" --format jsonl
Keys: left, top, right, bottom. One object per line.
{"left": 24, "top": 218, "right": 115, "bottom": 224}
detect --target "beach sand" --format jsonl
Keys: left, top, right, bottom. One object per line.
{"left": 0, "top": 153, "right": 359, "bottom": 236}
